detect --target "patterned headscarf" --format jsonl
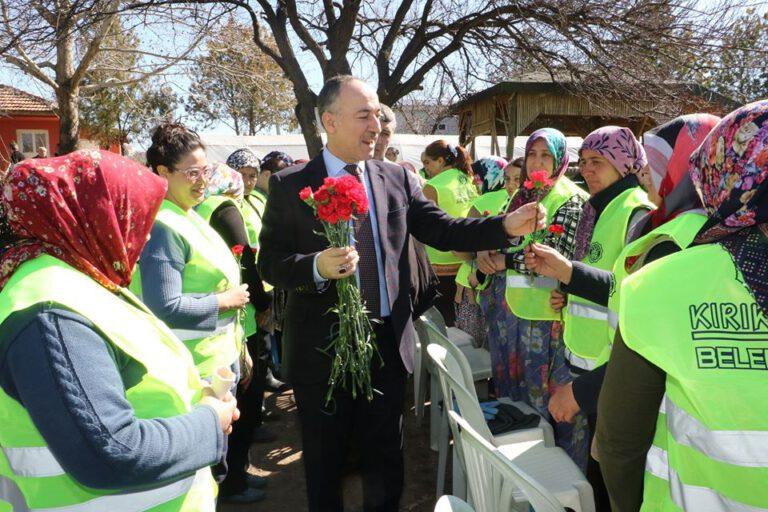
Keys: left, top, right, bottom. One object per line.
{"left": 472, "top": 157, "right": 508, "bottom": 193}
{"left": 261, "top": 151, "right": 294, "bottom": 171}
{"left": 509, "top": 128, "right": 570, "bottom": 211}
{"left": 689, "top": 100, "right": 768, "bottom": 314}
{"left": 0, "top": 150, "right": 166, "bottom": 291}
{"left": 580, "top": 126, "right": 647, "bottom": 177}
{"left": 226, "top": 148, "right": 261, "bottom": 172}
{"left": 205, "top": 162, "right": 244, "bottom": 202}
{"left": 632, "top": 114, "right": 720, "bottom": 236}
{"left": 572, "top": 126, "right": 647, "bottom": 260}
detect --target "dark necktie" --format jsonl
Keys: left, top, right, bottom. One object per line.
{"left": 344, "top": 164, "right": 381, "bottom": 319}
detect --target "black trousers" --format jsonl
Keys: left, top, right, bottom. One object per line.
{"left": 293, "top": 319, "right": 407, "bottom": 512}
{"left": 220, "top": 332, "right": 267, "bottom": 495}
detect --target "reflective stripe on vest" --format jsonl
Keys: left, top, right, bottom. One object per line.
{"left": 3, "top": 447, "right": 64, "bottom": 478}
{"left": 563, "top": 186, "right": 653, "bottom": 361}
{"left": 567, "top": 300, "right": 609, "bottom": 321}
{"left": 661, "top": 395, "right": 768, "bottom": 468}
{"left": 0, "top": 469, "right": 208, "bottom": 512}
{"left": 172, "top": 315, "right": 237, "bottom": 342}
{"left": 565, "top": 348, "right": 599, "bottom": 371}
{"left": 506, "top": 275, "right": 558, "bottom": 289}
{"left": 645, "top": 447, "right": 768, "bottom": 512}
{"left": 504, "top": 177, "right": 588, "bottom": 321}
{"left": 607, "top": 309, "right": 618, "bottom": 330}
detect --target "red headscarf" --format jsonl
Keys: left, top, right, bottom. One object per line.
{"left": 0, "top": 150, "right": 167, "bottom": 291}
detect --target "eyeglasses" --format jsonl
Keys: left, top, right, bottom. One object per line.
{"left": 173, "top": 165, "right": 212, "bottom": 181}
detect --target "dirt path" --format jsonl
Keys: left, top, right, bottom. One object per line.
{"left": 220, "top": 386, "right": 447, "bottom": 511}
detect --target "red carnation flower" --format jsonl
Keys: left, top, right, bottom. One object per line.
{"left": 548, "top": 224, "right": 565, "bottom": 235}
{"left": 299, "top": 186, "right": 312, "bottom": 201}
{"left": 524, "top": 169, "right": 554, "bottom": 190}
{"left": 231, "top": 244, "right": 244, "bottom": 257}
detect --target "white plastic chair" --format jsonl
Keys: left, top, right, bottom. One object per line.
{"left": 449, "top": 406, "right": 595, "bottom": 511}
{"left": 414, "top": 307, "right": 478, "bottom": 422}
{"left": 427, "top": 343, "right": 555, "bottom": 500}
{"left": 416, "top": 312, "right": 493, "bottom": 456}
{"left": 435, "top": 495, "right": 474, "bottom": 512}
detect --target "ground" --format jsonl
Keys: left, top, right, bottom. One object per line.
{"left": 220, "top": 386, "right": 444, "bottom": 512}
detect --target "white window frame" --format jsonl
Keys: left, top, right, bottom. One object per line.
{"left": 16, "top": 129, "right": 50, "bottom": 158}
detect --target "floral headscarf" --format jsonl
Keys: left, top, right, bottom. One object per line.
{"left": 509, "top": 128, "right": 569, "bottom": 211}
{"left": 261, "top": 151, "right": 294, "bottom": 171}
{"left": 632, "top": 114, "right": 720, "bottom": 236}
{"left": 0, "top": 150, "right": 166, "bottom": 291}
{"left": 580, "top": 126, "right": 647, "bottom": 176}
{"left": 204, "top": 162, "right": 244, "bottom": 202}
{"left": 689, "top": 100, "right": 768, "bottom": 314}
{"left": 226, "top": 148, "right": 261, "bottom": 172}
{"left": 472, "top": 157, "right": 508, "bottom": 193}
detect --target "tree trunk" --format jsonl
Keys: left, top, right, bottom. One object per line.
{"left": 294, "top": 88, "right": 322, "bottom": 158}
{"left": 56, "top": 84, "right": 80, "bottom": 153}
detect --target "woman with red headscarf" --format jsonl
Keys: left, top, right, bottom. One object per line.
{"left": 0, "top": 150, "right": 238, "bottom": 509}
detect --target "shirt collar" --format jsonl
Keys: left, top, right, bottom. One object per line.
{"left": 323, "top": 147, "right": 365, "bottom": 178}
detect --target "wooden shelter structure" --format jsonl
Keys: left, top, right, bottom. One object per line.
{"left": 452, "top": 72, "right": 735, "bottom": 158}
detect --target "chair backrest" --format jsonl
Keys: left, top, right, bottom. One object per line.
{"left": 434, "top": 495, "right": 475, "bottom": 512}
{"left": 449, "top": 410, "right": 566, "bottom": 512}
{"left": 423, "top": 306, "right": 448, "bottom": 335}
{"left": 427, "top": 344, "right": 494, "bottom": 443}
{"left": 418, "top": 314, "right": 478, "bottom": 396}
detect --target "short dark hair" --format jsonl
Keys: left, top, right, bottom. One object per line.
{"left": 317, "top": 75, "right": 359, "bottom": 124}
{"left": 145, "top": 122, "right": 205, "bottom": 174}
{"left": 380, "top": 104, "right": 397, "bottom": 131}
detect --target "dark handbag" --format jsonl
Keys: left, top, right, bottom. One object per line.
{"left": 409, "top": 236, "right": 441, "bottom": 319}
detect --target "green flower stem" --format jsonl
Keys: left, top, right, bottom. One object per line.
{"left": 321, "top": 220, "right": 378, "bottom": 405}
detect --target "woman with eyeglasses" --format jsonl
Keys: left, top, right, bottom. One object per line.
{"left": 135, "top": 123, "right": 250, "bottom": 384}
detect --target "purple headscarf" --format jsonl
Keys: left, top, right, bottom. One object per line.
{"left": 580, "top": 126, "right": 647, "bottom": 176}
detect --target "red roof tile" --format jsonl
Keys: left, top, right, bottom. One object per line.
{"left": 0, "top": 84, "right": 56, "bottom": 115}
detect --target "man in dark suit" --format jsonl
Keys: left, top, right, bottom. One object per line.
{"left": 257, "top": 75, "right": 544, "bottom": 511}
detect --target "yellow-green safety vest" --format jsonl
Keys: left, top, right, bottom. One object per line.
{"left": 0, "top": 255, "right": 216, "bottom": 512}
{"left": 242, "top": 190, "right": 272, "bottom": 292}
{"left": 455, "top": 189, "right": 512, "bottom": 289}
{"left": 597, "top": 211, "right": 707, "bottom": 365}
{"left": 425, "top": 168, "right": 479, "bottom": 265}
{"left": 132, "top": 200, "right": 243, "bottom": 378}
{"left": 563, "top": 186, "right": 653, "bottom": 370}
{"left": 620, "top": 244, "right": 768, "bottom": 512}
{"left": 195, "top": 195, "right": 258, "bottom": 338}
{"left": 505, "top": 177, "right": 589, "bottom": 321}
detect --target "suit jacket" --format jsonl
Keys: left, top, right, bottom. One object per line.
{"left": 257, "top": 154, "right": 510, "bottom": 385}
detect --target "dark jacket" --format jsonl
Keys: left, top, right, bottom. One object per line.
{"left": 257, "top": 154, "right": 509, "bottom": 384}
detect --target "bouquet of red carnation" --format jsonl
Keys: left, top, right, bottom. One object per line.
{"left": 299, "top": 176, "right": 378, "bottom": 404}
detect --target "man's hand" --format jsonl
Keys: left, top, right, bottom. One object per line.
{"left": 548, "top": 382, "right": 580, "bottom": 423}
{"left": 524, "top": 243, "right": 574, "bottom": 284}
{"left": 317, "top": 247, "right": 359, "bottom": 280}
{"left": 550, "top": 289, "right": 567, "bottom": 312}
{"left": 503, "top": 202, "right": 547, "bottom": 237}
